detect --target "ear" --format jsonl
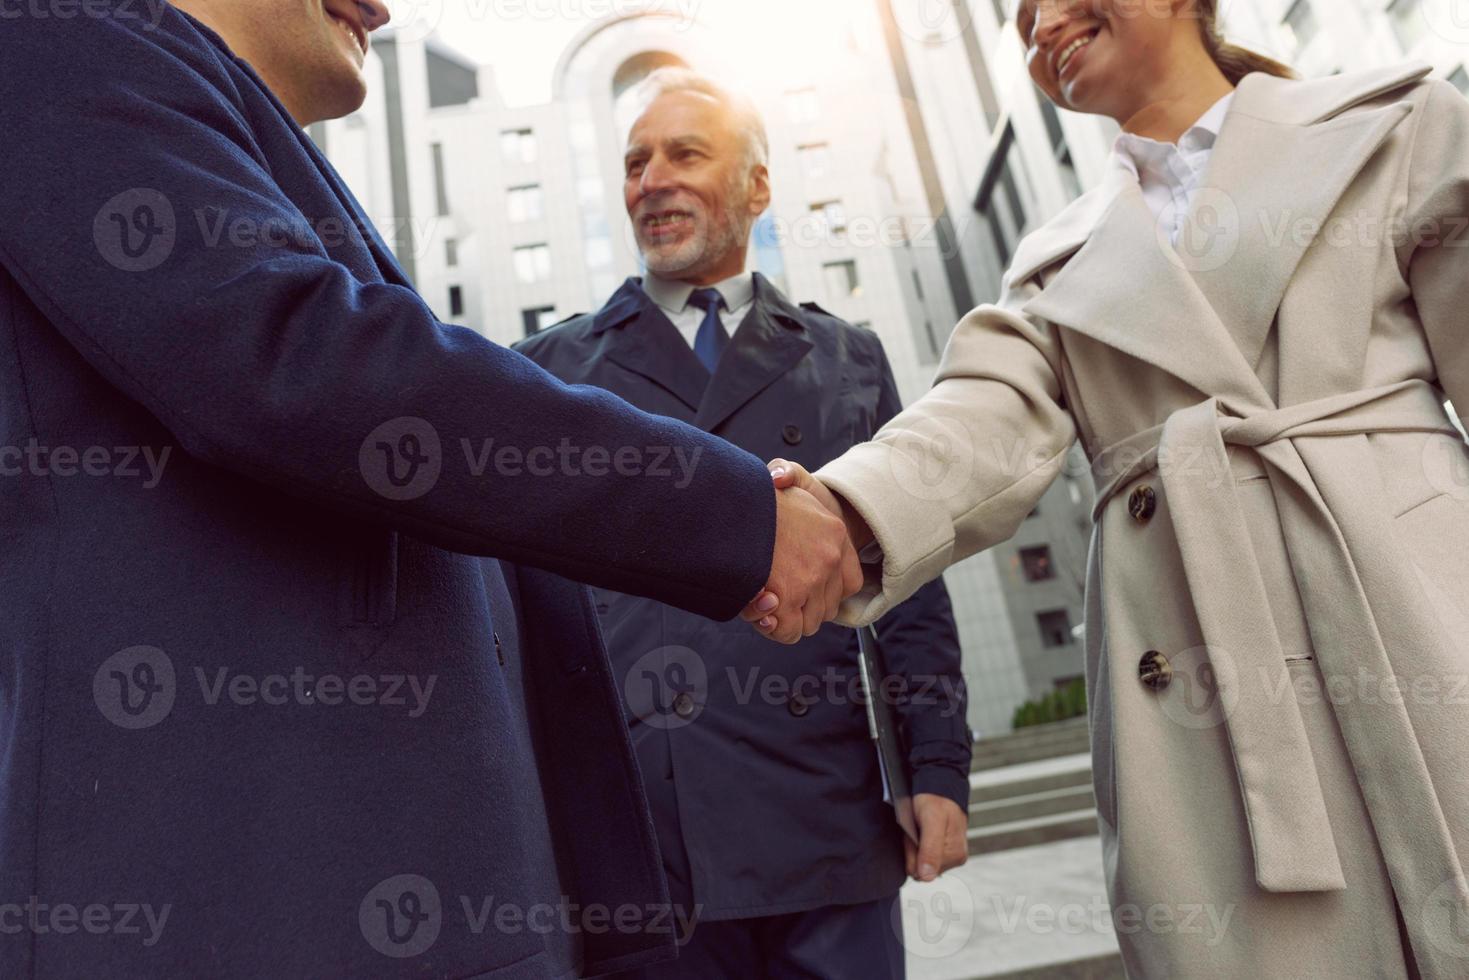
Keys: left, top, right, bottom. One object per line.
{"left": 748, "top": 164, "right": 772, "bottom": 217}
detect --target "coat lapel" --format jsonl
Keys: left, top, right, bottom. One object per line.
{"left": 694, "top": 275, "right": 814, "bottom": 432}
{"left": 1015, "top": 61, "right": 1429, "bottom": 410}
{"left": 595, "top": 280, "right": 711, "bottom": 413}
{"left": 1183, "top": 92, "right": 1417, "bottom": 375}
{"left": 1023, "top": 177, "right": 1271, "bottom": 411}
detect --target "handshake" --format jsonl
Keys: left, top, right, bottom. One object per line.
{"left": 740, "top": 459, "right": 876, "bottom": 644}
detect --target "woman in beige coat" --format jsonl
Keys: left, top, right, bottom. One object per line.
{"left": 748, "top": 0, "right": 1469, "bottom": 975}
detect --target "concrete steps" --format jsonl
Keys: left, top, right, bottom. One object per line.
{"left": 970, "top": 718, "right": 1091, "bottom": 772}
{"left": 966, "top": 748, "right": 1097, "bottom": 856}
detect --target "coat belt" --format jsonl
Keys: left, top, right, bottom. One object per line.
{"left": 1089, "top": 379, "right": 1465, "bottom": 898}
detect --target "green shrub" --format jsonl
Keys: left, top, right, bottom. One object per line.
{"left": 1011, "top": 678, "right": 1087, "bottom": 729}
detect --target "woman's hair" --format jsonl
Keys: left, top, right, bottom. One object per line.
{"left": 1193, "top": 0, "right": 1297, "bottom": 82}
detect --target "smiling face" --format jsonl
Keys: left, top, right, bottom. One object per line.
{"left": 1017, "top": 0, "right": 1192, "bottom": 121}
{"left": 623, "top": 91, "right": 771, "bottom": 285}
{"left": 188, "top": 0, "right": 392, "bottom": 125}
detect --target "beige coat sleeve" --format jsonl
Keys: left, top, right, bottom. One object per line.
{"left": 1405, "top": 78, "right": 1469, "bottom": 419}
{"left": 817, "top": 271, "right": 1078, "bottom": 626}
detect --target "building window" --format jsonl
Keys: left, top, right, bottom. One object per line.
{"left": 448, "top": 285, "right": 464, "bottom": 319}
{"left": 1388, "top": 0, "right": 1427, "bottom": 52}
{"left": 1020, "top": 545, "right": 1055, "bottom": 583}
{"left": 1280, "top": 0, "right": 1318, "bottom": 56}
{"left": 810, "top": 199, "right": 847, "bottom": 237}
{"left": 976, "top": 122, "right": 1029, "bottom": 270}
{"left": 500, "top": 128, "right": 537, "bottom": 165}
{"left": 513, "top": 244, "right": 551, "bottom": 284}
{"left": 1452, "top": 65, "right": 1469, "bottom": 96}
{"left": 507, "top": 184, "right": 544, "bottom": 223}
{"left": 911, "top": 268, "right": 925, "bottom": 300}
{"left": 431, "top": 143, "right": 450, "bottom": 217}
{"left": 785, "top": 88, "right": 821, "bottom": 125}
{"left": 445, "top": 238, "right": 458, "bottom": 267}
{"left": 798, "top": 142, "right": 830, "bottom": 180}
{"left": 521, "top": 306, "right": 558, "bottom": 337}
{"left": 823, "top": 259, "right": 861, "bottom": 298}
{"left": 1037, "top": 609, "right": 1073, "bottom": 648}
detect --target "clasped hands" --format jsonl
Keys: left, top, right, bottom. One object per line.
{"left": 741, "top": 459, "right": 874, "bottom": 645}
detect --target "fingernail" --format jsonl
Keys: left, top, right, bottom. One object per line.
{"left": 770, "top": 467, "right": 787, "bottom": 480}
{"left": 920, "top": 864, "right": 937, "bottom": 881}
{"left": 759, "top": 617, "right": 775, "bottom": 629}
{"left": 756, "top": 593, "right": 778, "bottom": 613}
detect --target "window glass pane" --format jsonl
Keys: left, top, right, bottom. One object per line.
{"left": 1036, "top": 609, "right": 1073, "bottom": 648}
{"left": 1019, "top": 546, "right": 1055, "bottom": 582}
{"left": 822, "top": 260, "right": 859, "bottom": 298}
{"left": 513, "top": 244, "right": 550, "bottom": 284}
{"left": 507, "top": 184, "right": 543, "bottom": 223}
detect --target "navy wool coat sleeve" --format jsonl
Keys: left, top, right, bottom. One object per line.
{"left": 0, "top": 10, "right": 774, "bottom": 619}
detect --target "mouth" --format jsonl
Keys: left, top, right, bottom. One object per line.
{"left": 640, "top": 209, "right": 696, "bottom": 243}
{"left": 1055, "top": 25, "right": 1101, "bottom": 80}
{"left": 326, "top": 8, "right": 369, "bottom": 60}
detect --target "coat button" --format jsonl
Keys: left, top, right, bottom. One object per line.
{"left": 1139, "top": 650, "right": 1172, "bottom": 691}
{"left": 788, "top": 695, "right": 810, "bottom": 718}
{"left": 1128, "top": 485, "right": 1157, "bottom": 523}
{"left": 673, "top": 692, "right": 696, "bottom": 719}
{"left": 782, "top": 424, "right": 803, "bottom": 446}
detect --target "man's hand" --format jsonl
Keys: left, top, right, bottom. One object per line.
{"left": 906, "top": 793, "right": 968, "bottom": 882}
{"left": 752, "top": 481, "right": 863, "bottom": 644}
{"left": 743, "top": 460, "right": 872, "bottom": 639}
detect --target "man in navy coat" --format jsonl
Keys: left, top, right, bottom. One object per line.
{"left": 516, "top": 69, "right": 972, "bottom": 979}
{"left": 0, "top": 5, "right": 865, "bottom": 977}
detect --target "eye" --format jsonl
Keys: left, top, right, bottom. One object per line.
{"left": 626, "top": 159, "right": 646, "bottom": 178}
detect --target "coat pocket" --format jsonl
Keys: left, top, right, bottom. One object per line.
{"left": 339, "top": 529, "right": 400, "bottom": 636}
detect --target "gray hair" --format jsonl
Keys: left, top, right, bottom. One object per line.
{"left": 628, "top": 67, "right": 770, "bottom": 173}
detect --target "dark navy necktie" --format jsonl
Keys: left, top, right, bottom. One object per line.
{"left": 688, "top": 287, "right": 728, "bottom": 374}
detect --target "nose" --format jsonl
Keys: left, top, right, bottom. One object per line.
{"left": 358, "top": 0, "right": 391, "bottom": 31}
{"left": 639, "top": 155, "right": 677, "bottom": 198}
{"left": 1031, "top": 0, "right": 1077, "bottom": 49}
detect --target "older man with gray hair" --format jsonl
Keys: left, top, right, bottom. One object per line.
{"left": 516, "top": 68, "right": 971, "bottom": 979}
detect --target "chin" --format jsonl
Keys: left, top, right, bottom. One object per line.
{"left": 306, "top": 72, "right": 370, "bottom": 125}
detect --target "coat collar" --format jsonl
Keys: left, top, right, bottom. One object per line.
{"left": 591, "top": 273, "right": 814, "bottom": 428}
{"left": 1011, "top": 60, "right": 1431, "bottom": 412}
{"left": 694, "top": 273, "right": 814, "bottom": 432}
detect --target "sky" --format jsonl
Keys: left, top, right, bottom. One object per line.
{"left": 381, "top": 0, "right": 896, "bottom": 106}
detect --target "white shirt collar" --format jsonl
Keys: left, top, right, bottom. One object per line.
{"left": 643, "top": 270, "right": 755, "bottom": 316}
{"left": 1113, "top": 89, "right": 1235, "bottom": 180}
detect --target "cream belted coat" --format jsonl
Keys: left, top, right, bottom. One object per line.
{"left": 820, "top": 61, "right": 1469, "bottom": 977}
